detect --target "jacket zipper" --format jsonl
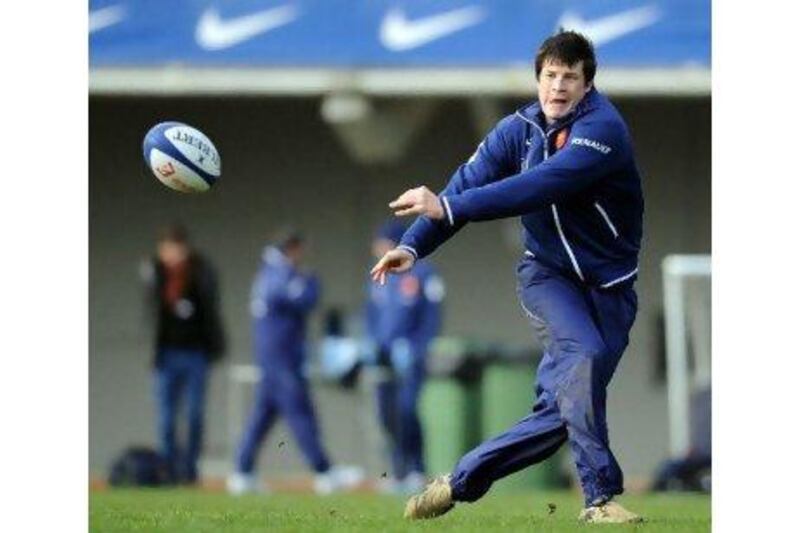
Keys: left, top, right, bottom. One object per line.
{"left": 528, "top": 121, "right": 585, "bottom": 282}
{"left": 594, "top": 201, "right": 619, "bottom": 239}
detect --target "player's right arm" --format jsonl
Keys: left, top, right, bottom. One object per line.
{"left": 397, "top": 115, "right": 519, "bottom": 261}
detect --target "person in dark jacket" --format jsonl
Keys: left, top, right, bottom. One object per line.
{"left": 365, "top": 220, "right": 444, "bottom": 494}
{"left": 227, "top": 229, "right": 363, "bottom": 495}
{"left": 142, "top": 223, "right": 225, "bottom": 484}
{"left": 372, "top": 31, "right": 643, "bottom": 523}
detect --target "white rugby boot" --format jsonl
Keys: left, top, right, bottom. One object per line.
{"left": 376, "top": 475, "right": 403, "bottom": 494}
{"left": 578, "top": 500, "right": 643, "bottom": 523}
{"left": 403, "top": 474, "right": 454, "bottom": 520}
{"left": 226, "top": 472, "right": 264, "bottom": 495}
{"left": 313, "top": 465, "right": 365, "bottom": 495}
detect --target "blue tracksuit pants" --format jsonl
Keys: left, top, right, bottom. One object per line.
{"left": 450, "top": 255, "right": 637, "bottom": 506}
{"left": 154, "top": 348, "right": 208, "bottom": 482}
{"left": 235, "top": 365, "right": 331, "bottom": 474}
{"left": 375, "top": 352, "right": 426, "bottom": 479}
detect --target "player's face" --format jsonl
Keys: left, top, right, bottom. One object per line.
{"left": 538, "top": 59, "right": 591, "bottom": 124}
{"left": 285, "top": 243, "right": 305, "bottom": 265}
{"left": 157, "top": 240, "right": 189, "bottom": 267}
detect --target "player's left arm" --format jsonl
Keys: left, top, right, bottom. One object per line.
{"left": 392, "top": 120, "right": 630, "bottom": 225}
{"left": 440, "top": 119, "right": 629, "bottom": 223}
{"left": 394, "top": 116, "right": 521, "bottom": 260}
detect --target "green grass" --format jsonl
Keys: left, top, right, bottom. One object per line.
{"left": 90, "top": 489, "right": 710, "bottom": 532}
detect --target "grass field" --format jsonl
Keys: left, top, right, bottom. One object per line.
{"left": 90, "top": 489, "right": 710, "bottom": 532}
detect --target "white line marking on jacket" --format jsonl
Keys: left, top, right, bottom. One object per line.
{"left": 594, "top": 201, "right": 619, "bottom": 238}
{"left": 600, "top": 267, "right": 638, "bottom": 288}
{"left": 397, "top": 245, "right": 418, "bottom": 260}
{"left": 551, "top": 204, "right": 585, "bottom": 281}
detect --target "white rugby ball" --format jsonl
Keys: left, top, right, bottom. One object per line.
{"left": 142, "top": 122, "right": 221, "bottom": 193}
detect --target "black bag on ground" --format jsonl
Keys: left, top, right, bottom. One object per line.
{"left": 108, "top": 446, "right": 170, "bottom": 487}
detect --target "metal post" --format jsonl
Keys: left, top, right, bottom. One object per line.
{"left": 662, "top": 254, "right": 711, "bottom": 458}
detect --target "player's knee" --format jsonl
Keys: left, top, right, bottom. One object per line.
{"left": 555, "top": 356, "right": 596, "bottom": 418}
{"left": 580, "top": 336, "right": 609, "bottom": 361}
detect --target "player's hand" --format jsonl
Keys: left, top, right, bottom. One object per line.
{"left": 389, "top": 186, "right": 444, "bottom": 220}
{"left": 370, "top": 248, "right": 415, "bottom": 285}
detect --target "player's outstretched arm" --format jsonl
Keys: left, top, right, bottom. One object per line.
{"left": 370, "top": 248, "right": 415, "bottom": 285}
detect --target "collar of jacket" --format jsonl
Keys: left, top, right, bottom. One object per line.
{"left": 515, "top": 86, "right": 601, "bottom": 134}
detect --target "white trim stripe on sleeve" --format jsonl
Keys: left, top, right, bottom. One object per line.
{"left": 441, "top": 197, "right": 454, "bottom": 226}
{"left": 397, "top": 245, "right": 418, "bottom": 260}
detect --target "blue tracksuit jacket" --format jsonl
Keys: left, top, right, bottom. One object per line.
{"left": 250, "top": 246, "right": 320, "bottom": 370}
{"left": 365, "top": 260, "right": 444, "bottom": 361}
{"left": 399, "top": 87, "right": 643, "bottom": 288}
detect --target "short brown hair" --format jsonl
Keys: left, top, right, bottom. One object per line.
{"left": 535, "top": 30, "right": 597, "bottom": 83}
{"left": 158, "top": 223, "right": 189, "bottom": 244}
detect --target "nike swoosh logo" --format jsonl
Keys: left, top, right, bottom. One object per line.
{"left": 89, "top": 4, "right": 126, "bottom": 34}
{"left": 556, "top": 5, "right": 661, "bottom": 47}
{"left": 195, "top": 4, "right": 299, "bottom": 51}
{"left": 380, "top": 6, "right": 486, "bottom": 52}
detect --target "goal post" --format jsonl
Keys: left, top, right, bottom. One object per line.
{"left": 662, "top": 254, "right": 711, "bottom": 458}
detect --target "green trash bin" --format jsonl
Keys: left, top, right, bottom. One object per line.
{"left": 420, "top": 337, "right": 486, "bottom": 476}
{"left": 480, "top": 345, "right": 567, "bottom": 492}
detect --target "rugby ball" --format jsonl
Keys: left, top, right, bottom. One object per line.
{"left": 142, "top": 122, "right": 221, "bottom": 193}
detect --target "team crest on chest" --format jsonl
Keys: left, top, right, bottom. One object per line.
{"left": 554, "top": 128, "right": 570, "bottom": 151}
{"left": 400, "top": 275, "right": 420, "bottom": 298}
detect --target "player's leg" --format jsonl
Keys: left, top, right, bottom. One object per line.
{"left": 154, "top": 350, "right": 181, "bottom": 483}
{"left": 397, "top": 355, "right": 426, "bottom": 486}
{"left": 183, "top": 352, "right": 209, "bottom": 483}
{"left": 234, "top": 373, "right": 279, "bottom": 474}
{"left": 571, "top": 284, "right": 637, "bottom": 520}
{"left": 519, "top": 259, "right": 638, "bottom": 515}
{"left": 374, "top": 349, "right": 403, "bottom": 480}
{"left": 448, "top": 362, "right": 568, "bottom": 502}
{"left": 406, "top": 260, "right": 573, "bottom": 518}
{"left": 279, "top": 370, "right": 368, "bottom": 494}
{"left": 277, "top": 370, "right": 332, "bottom": 474}
{"left": 406, "top": 389, "right": 567, "bottom": 519}
{"left": 444, "top": 259, "right": 582, "bottom": 503}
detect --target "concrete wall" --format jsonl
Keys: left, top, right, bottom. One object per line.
{"left": 89, "top": 95, "right": 710, "bottom": 483}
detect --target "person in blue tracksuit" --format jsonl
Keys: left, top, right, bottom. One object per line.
{"left": 371, "top": 31, "right": 644, "bottom": 523}
{"left": 227, "top": 230, "right": 362, "bottom": 495}
{"left": 365, "top": 220, "right": 444, "bottom": 493}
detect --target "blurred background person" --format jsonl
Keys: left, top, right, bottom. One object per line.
{"left": 365, "top": 220, "right": 445, "bottom": 494}
{"left": 141, "top": 223, "right": 226, "bottom": 484}
{"left": 227, "top": 229, "right": 363, "bottom": 495}
{"left": 651, "top": 386, "right": 711, "bottom": 493}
